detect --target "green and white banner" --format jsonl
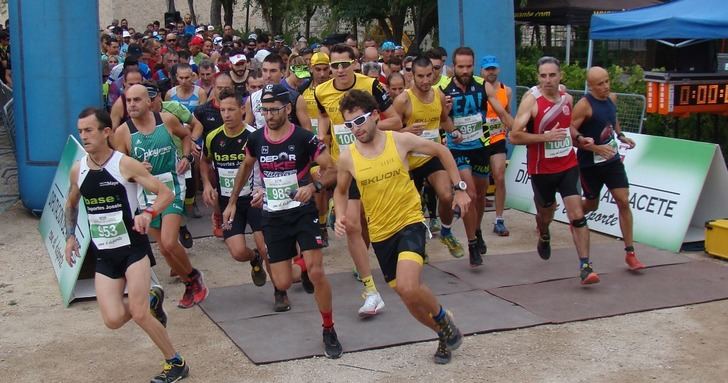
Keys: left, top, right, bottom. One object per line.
{"left": 38, "top": 136, "right": 92, "bottom": 307}
{"left": 506, "top": 133, "right": 728, "bottom": 252}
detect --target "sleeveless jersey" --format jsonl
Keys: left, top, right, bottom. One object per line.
{"left": 577, "top": 93, "right": 620, "bottom": 168}
{"left": 526, "top": 87, "right": 577, "bottom": 175}
{"left": 204, "top": 125, "right": 255, "bottom": 198}
{"left": 483, "top": 82, "right": 508, "bottom": 146}
{"left": 301, "top": 84, "right": 320, "bottom": 136}
{"left": 246, "top": 124, "right": 325, "bottom": 216}
{"left": 440, "top": 76, "right": 487, "bottom": 151}
{"left": 169, "top": 85, "right": 203, "bottom": 113}
{"left": 315, "top": 73, "right": 392, "bottom": 161}
{"left": 405, "top": 88, "right": 442, "bottom": 169}
{"left": 128, "top": 112, "right": 184, "bottom": 206}
{"left": 351, "top": 131, "right": 424, "bottom": 242}
{"left": 78, "top": 151, "right": 150, "bottom": 253}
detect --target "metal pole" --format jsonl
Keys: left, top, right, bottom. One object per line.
{"left": 585, "top": 39, "right": 593, "bottom": 92}
{"left": 565, "top": 24, "right": 571, "bottom": 65}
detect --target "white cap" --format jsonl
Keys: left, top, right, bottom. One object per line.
{"left": 207, "top": 25, "right": 215, "bottom": 31}
{"left": 254, "top": 49, "right": 271, "bottom": 63}
{"left": 122, "top": 30, "right": 131, "bottom": 38}
{"left": 195, "top": 26, "right": 204, "bottom": 33}
{"left": 230, "top": 54, "right": 247, "bottom": 65}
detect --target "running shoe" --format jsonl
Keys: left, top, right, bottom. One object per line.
{"left": 322, "top": 327, "right": 343, "bottom": 359}
{"left": 468, "top": 242, "right": 483, "bottom": 267}
{"left": 493, "top": 219, "right": 510, "bottom": 237}
{"left": 150, "top": 358, "right": 189, "bottom": 383}
{"left": 273, "top": 289, "right": 291, "bottom": 312}
{"left": 434, "top": 310, "right": 463, "bottom": 351}
{"left": 433, "top": 335, "right": 452, "bottom": 365}
{"left": 439, "top": 234, "right": 465, "bottom": 258}
{"left": 212, "top": 212, "right": 223, "bottom": 238}
{"left": 186, "top": 202, "right": 202, "bottom": 219}
{"left": 580, "top": 262, "right": 601, "bottom": 285}
{"left": 475, "top": 230, "right": 487, "bottom": 255}
{"left": 300, "top": 269, "right": 315, "bottom": 294}
{"left": 537, "top": 231, "right": 551, "bottom": 260}
{"left": 178, "top": 225, "right": 193, "bottom": 249}
{"left": 191, "top": 270, "right": 209, "bottom": 304}
{"left": 625, "top": 251, "right": 646, "bottom": 271}
{"left": 250, "top": 250, "right": 267, "bottom": 287}
{"left": 358, "top": 292, "right": 385, "bottom": 318}
{"left": 429, "top": 217, "right": 442, "bottom": 233}
{"left": 178, "top": 282, "right": 195, "bottom": 309}
{"left": 149, "top": 285, "right": 167, "bottom": 328}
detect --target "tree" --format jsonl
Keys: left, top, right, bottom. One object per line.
{"left": 167, "top": 0, "right": 176, "bottom": 13}
{"left": 210, "top": 0, "right": 222, "bottom": 27}
{"left": 188, "top": 0, "right": 197, "bottom": 25}
{"left": 220, "top": 0, "right": 235, "bottom": 27}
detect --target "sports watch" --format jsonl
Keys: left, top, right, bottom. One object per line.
{"left": 453, "top": 181, "right": 467, "bottom": 192}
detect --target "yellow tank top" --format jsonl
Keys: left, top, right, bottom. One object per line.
{"left": 484, "top": 82, "right": 509, "bottom": 145}
{"left": 405, "top": 88, "right": 442, "bottom": 169}
{"left": 351, "top": 131, "right": 424, "bottom": 242}
{"left": 302, "top": 84, "right": 320, "bottom": 135}
{"left": 315, "top": 73, "right": 377, "bottom": 162}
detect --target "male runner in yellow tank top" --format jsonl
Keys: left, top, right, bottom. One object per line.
{"left": 334, "top": 90, "right": 470, "bottom": 364}
{"left": 315, "top": 43, "right": 403, "bottom": 317}
{"left": 392, "top": 56, "right": 465, "bottom": 258}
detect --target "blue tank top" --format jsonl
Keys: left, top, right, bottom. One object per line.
{"left": 169, "top": 85, "right": 203, "bottom": 113}
{"left": 577, "top": 93, "right": 619, "bottom": 167}
{"left": 440, "top": 77, "right": 487, "bottom": 150}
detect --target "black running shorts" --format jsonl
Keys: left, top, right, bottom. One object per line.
{"left": 530, "top": 165, "right": 580, "bottom": 208}
{"left": 371, "top": 222, "right": 427, "bottom": 284}
{"left": 262, "top": 204, "right": 323, "bottom": 263}
{"left": 580, "top": 160, "right": 629, "bottom": 200}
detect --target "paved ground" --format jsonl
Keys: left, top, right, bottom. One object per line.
{"left": 2, "top": 200, "right": 728, "bottom": 382}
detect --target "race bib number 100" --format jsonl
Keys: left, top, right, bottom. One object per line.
{"left": 333, "top": 124, "right": 355, "bottom": 147}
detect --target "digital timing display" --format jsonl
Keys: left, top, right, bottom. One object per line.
{"left": 673, "top": 83, "right": 728, "bottom": 106}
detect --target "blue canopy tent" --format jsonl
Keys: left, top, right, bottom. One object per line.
{"left": 587, "top": 0, "right": 728, "bottom": 69}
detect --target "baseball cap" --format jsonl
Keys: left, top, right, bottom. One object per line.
{"left": 274, "top": 35, "right": 284, "bottom": 42}
{"left": 254, "top": 49, "right": 271, "bottom": 63}
{"left": 213, "top": 36, "right": 223, "bottom": 46}
{"left": 261, "top": 84, "right": 290, "bottom": 104}
{"left": 381, "top": 41, "right": 396, "bottom": 51}
{"left": 190, "top": 35, "right": 204, "bottom": 46}
{"left": 248, "top": 33, "right": 258, "bottom": 40}
{"left": 207, "top": 25, "right": 215, "bottom": 31}
{"left": 480, "top": 55, "right": 500, "bottom": 69}
{"left": 310, "top": 52, "right": 330, "bottom": 66}
{"left": 290, "top": 64, "right": 311, "bottom": 79}
{"left": 230, "top": 53, "right": 247, "bottom": 65}
{"left": 145, "top": 83, "right": 160, "bottom": 99}
{"left": 195, "top": 26, "right": 204, "bottom": 34}
{"left": 122, "top": 30, "right": 131, "bottom": 38}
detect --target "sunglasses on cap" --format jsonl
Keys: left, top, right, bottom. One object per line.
{"left": 343, "top": 112, "right": 372, "bottom": 130}
{"left": 290, "top": 64, "right": 309, "bottom": 72}
{"left": 329, "top": 60, "right": 354, "bottom": 70}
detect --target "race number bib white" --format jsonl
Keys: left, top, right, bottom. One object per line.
{"left": 485, "top": 117, "right": 504, "bottom": 138}
{"left": 453, "top": 113, "right": 484, "bottom": 143}
{"left": 263, "top": 173, "right": 301, "bottom": 211}
{"left": 89, "top": 210, "right": 131, "bottom": 250}
{"left": 138, "top": 172, "right": 174, "bottom": 207}
{"left": 218, "top": 167, "right": 252, "bottom": 197}
{"left": 412, "top": 129, "right": 441, "bottom": 157}
{"left": 333, "top": 124, "right": 356, "bottom": 148}
{"left": 594, "top": 138, "right": 619, "bottom": 164}
{"left": 544, "top": 135, "right": 573, "bottom": 158}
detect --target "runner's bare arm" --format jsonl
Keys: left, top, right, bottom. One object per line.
{"left": 112, "top": 124, "right": 131, "bottom": 155}
{"left": 64, "top": 162, "right": 81, "bottom": 266}
{"left": 333, "top": 152, "right": 354, "bottom": 237}
{"left": 505, "top": 85, "right": 513, "bottom": 115}
{"left": 243, "top": 97, "right": 254, "bottom": 126}
{"left": 439, "top": 91, "right": 455, "bottom": 132}
{"left": 317, "top": 113, "right": 331, "bottom": 142}
{"left": 569, "top": 98, "right": 595, "bottom": 148}
{"left": 377, "top": 104, "right": 404, "bottom": 131}
{"left": 198, "top": 87, "right": 208, "bottom": 105}
{"left": 199, "top": 150, "right": 216, "bottom": 207}
{"left": 222, "top": 153, "right": 256, "bottom": 223}
{"left": 110, "top": 98, "right": 124, "bottom": 131}
{"left": 391, "top": 92, "right": 408, "bottom": 131}
{"left": 295, "top": 96, "right": 312, "bottom": 131}
{"left": 120, "top": 155, "right": 173, "bottom": 234}
{"left": 509, "top": 93, "right": 562, "bottom": 144}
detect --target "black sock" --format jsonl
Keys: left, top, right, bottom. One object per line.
{"left": 187, "top": 268, "right": 199, "bottom": 279}
{"left": 625, "top": 246, "right": 635, "bottom": 252}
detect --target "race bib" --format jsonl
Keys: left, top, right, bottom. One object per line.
{"left": 453, "top": 113, "right": 484, "bottom": 143}
{"left": 412, "top": 129, "right": 440, "bottom": 157}
{"left": 594, "top": 138, "right": 619, "bottom": 164}
{"left": 89, "top": 210, "right": 131, "bottom": 250}
{"left": 263, "top": 173, "right": 301, "bottom": 211}
{"left": 138, "top": 172, "right": 174, "bottom": 207}
{"left": 311, "top": 118, "right": 319, "bottom": 136}
{"left": 218, "top": 167, "right": 252, "bottom": 197}
{"left": 544, "top": 135, "right": 573, "bottom": 158}
{"left": 333, "top": 124, "right": 356, "bottom": 148}
{"left": 485, "top": 117, "right": 505, "bottom": 138}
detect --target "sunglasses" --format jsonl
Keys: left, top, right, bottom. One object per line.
{"left": 404, "top": 67, "right": 412, "bottom": 72}
{"left": 291, "top": 64, "right": 309, "bottom": 72}
{"left": 329, "top": 60, "right": 354, "bottom": 70}
{"left": 344, "top": 112, "right": 372, "bottom": 130}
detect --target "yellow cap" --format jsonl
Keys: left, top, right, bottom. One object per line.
{"left": 310, "top": 52, "right": 330, "bottom": 66}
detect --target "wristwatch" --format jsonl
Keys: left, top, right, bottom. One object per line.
{"left": 452, "top": 180, "right": 467, "bottom": 192}
{"left": 313, "top": 181, "right": 323, "bottom": 192}
{"left": 143, "top": 207, "right": 158, "bottom": 218}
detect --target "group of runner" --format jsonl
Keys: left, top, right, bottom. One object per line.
{"left": 64, "top": 24, "right": 646, "bottom": 382}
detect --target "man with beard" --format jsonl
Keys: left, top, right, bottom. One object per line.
{"left": 229, "top": 51, "right": 250, "bottom": 100}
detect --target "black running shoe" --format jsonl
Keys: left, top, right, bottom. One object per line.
{"left": 537, "top": 232, "right": 551, "bottom": 260}
{"left": 273, "top": 289, "right": 291, "bottom": 312}
{"left": 250, "top": 250, "right": 267, "bottom": 287}
{"left": 322, "top": 327, "right": 343, "bottom": 359}
{"left": 301, "top": 270, "right": 315, "bottom": 294}
{"left": 179, "top": 225, "right": 193, "bottom": 249}
{"left": 149, "top": 285, "right": 167, "bottom": 328}
{"left": 475, "top": 230, "right": 487, "bottom": 255}
{"left": 433, "top": 335, "right": 452, "bottom": 364}
{"left": 434, "top": 311, "right": 463, "bottom": 351}
{"left": 468, "top": 243, "right": 483, "bottom": 267}
{"left": 580, "top": 262, "right": 601, "bottom": 285}
{"left": 150, "top": 358, "right": 189, "bottom": 383}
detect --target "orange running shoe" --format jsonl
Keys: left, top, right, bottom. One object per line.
{"left": 212, "top": 212, "right": 223, "bottom": 238}
{"left": 625, "top": 251, "right": 646, "bottom": 271}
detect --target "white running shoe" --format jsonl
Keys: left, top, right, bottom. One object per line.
{"left": 358, "top": 292, "right": 385, "bottom": 318}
